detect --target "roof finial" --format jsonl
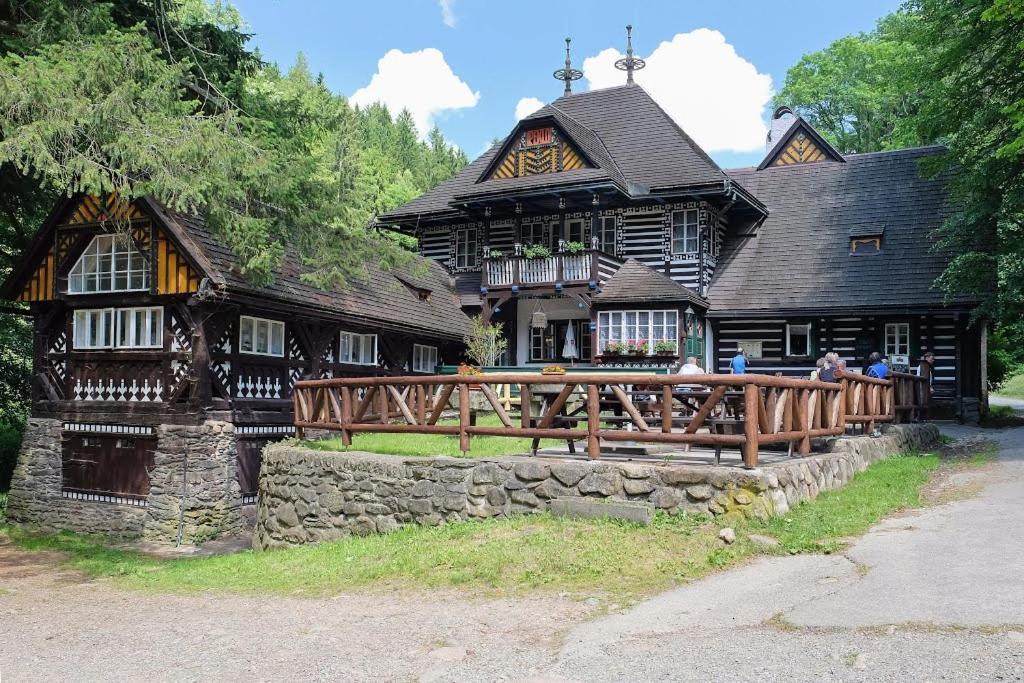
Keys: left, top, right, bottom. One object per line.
{"left": 614, "top": 24, "right": 646, "bottom": 85}
{"left": 553, "top": 37, "right": 583, "bottom": 96}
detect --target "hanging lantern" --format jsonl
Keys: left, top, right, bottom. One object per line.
{"left": 531, "top": 311, "right": 548, "bottom": 329}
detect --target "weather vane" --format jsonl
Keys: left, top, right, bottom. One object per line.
{"left": 553, "top": 37, "right": 583, "bottom": 96}
{"left": 615, "top": 25, "right": 646, "bottom": 84}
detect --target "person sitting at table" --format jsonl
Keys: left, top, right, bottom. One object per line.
{"left": 866, "top": 352, "right": 891, "bottom": 379}
{"left": 677, "top": 356, "right": 704, "bottom": 376}
{"left": 819, "top": 352, "right": 841, "bottom": 382}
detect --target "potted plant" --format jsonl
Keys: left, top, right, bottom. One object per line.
{"left": 488, "top": 248, "right": 504, "bottom": 258}
{"left": 563, "top": 241, "right": 585, "bottom": 255}
{"left": 627, "top": 339, "right": 649, "bottom": 356}
{"left": 523, "top": 243, "right": 552, "bottom": 259}
{"left": 653, "top": 340, "right": 677, "bottom": 356}
{"left": 604, "top": 340, "right": 627, "bottom": 356}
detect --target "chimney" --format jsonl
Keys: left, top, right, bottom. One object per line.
{"left": 766, "top": 105, "right": 796, "bottom": 151}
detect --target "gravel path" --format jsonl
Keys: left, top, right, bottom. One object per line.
{"left": 2, "top": 425, "right": 1022, "bottom": 682}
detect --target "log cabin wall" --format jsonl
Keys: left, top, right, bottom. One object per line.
{"left": 711, "top": 312, "right": 977, "bottom": 416}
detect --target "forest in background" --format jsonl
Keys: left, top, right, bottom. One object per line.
{"left": 1, "top": 0, "right": 1023, "bottom": 488}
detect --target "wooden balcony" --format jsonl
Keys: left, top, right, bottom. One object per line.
{"left": 481, "top": 247, "right": 621, "bottom": 291}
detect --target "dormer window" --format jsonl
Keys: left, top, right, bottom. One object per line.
{"left": 849, "top": 224, "right": 884, "bottom": 255}
{"left": 68, "top": 234, "right": 149, "bottom": 294}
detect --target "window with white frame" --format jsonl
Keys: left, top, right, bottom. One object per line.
{"left": 115, "top": 307, "right": 163, "bottom": 348}
{"left": 598, "top": 310, "right": 678, "bottom": 354}
{"left": 68, "top": 234, "right": 149, "bottom": 294}
{"left": 671, "top": 209, "right": 699, "bottom": 255}
{"left": 73, "top": 308, "right": 115, "bottom": 349}
{"left": 339, "top": 330, "right": 377, "bottom": 365}
{"left": 786, "top": 323, "right": 813, "bottom": 357}
{"left": 412, "top": 344, "right": 438, "bottom": 373}
{"left": 73, "top": 306, "right": 163, "bottom": 349}
{"left": 598, "top": 215, "right": 617, "bottom": 255}
{"left": 884, "top": 322, "right": 910, "bottom": 357}
{"left": 454, "top": 227, "right": 478, "bottom": 269}
{"left": 239, "top": 316, "right": 285, "bottom": 357}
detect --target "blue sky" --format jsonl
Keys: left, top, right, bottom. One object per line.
{"left": 232, "top": 0, "right": 901, "bottom": 168}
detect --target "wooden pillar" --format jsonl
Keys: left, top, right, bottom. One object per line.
{"left": 587, "top": 383, "right": 600, "bottom": 459}
{"left": 661, "top": 385, "right": 673, "bottom": 434}
{"left": 520, "top": 384, "right": 531, "bottom": 428}
{"left": 798, "top": 389, "right": 811, "bottom": 455}
{"left": 459, "top": 382, "right": 471, "bottom": 453}
{"left": 742, "top": 383, "right": 759, "bottom": 469}
{"left": 340, "top": 386, "right": 352, "bottom": 446}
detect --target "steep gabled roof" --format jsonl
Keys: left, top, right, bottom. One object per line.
{"left": 379, "top": 85, "right": 743, "bottom": 224}
{"left": 593, "top": 258, "right": 708, "bottom": 307}
{"left": 708, "top": 146, "right": 978, "bottom": 315}
{"left": 758, "top": 116, "right": 845, "bottom": 170}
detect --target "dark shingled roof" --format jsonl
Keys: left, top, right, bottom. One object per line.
{"left": 708, "top": 146, "right": 978, "bottom": 315}
{"left": 593, "top": 259, "right": 709, "bottom": 307}
{"left": 378, "top": 85, "right": 737, "bottom": 223}
{"left": 154, "top": 205, "right": 471, "bottom": 341}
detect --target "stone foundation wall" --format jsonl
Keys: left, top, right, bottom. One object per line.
{"left": 6, "top": 418, "right": 244, "bottom": 543}
{"left": 254, "top": 423, "right": 939, "bottom": 549}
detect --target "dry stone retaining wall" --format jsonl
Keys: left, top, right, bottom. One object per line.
{"left": 6, "top": 418, "right": 244, "bottom": 543}
{"left": 254, "top": 423, "right": 939, "bottom": 549}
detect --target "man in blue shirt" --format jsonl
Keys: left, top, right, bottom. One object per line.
{"left": 730, "top": 348, "right": 748, "bottom": 374}
{"left": 865, "top": 352, "right": 890, "bottom": 379}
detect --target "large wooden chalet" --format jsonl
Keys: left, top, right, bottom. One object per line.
{"left": 378, "top": 88, "right": 985, "bottom": 420}
{"left": 2, "top": 195, "right": 469, "bottom": 509}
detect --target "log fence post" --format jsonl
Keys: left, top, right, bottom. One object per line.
{"left": 459, "top": 382, "right": 471, "bottom": 454}
{"left": 743, "top": 383, "right": 759, "bottom": 469}
{"left": 587, "top": 383, "right": 601, "bottom": 459}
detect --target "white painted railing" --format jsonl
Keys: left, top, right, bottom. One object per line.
{"left": 483, "top": 252, "right": 597, "bottom": 287}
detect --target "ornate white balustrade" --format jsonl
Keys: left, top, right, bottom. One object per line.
{"left": 72, "top": 378, "right": 164, "bottom": 402}
{"left": 483, "top": 250, "right": 605, "bottom": 289}
{"left": 235, "top": 375, "right": 283, "bottom": 399}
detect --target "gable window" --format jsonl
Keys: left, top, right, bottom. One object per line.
{"left": 73, "top": 306, "right": 163, "bottom": 349}
{"left": 454, "top": 227, "right": 478, "bottom": 269}
{"left": 786, "top": 323, "right": 813, "bottom": 357}
{"left": 412, "top": 344, "right": 438, "bottom": 373}
{"left": 339, "top": 331, "right": 377, "bottom": 365}
{"left": 598, "top": 310, "right": 678, "bottom": 355}
{"left": 239, "top": 316, "right": 285, "bottom": 357}
{"left": 671, "top": 209, "right": 699, "bottom": 255}
{"left": 884, "top": 322, "right": 910, "bottom": 358}
{"left": 68, "top": 234, "right": 149, "bottom": 294}
{"left": 598, "top": 215, "right": 617, "bottom": 255}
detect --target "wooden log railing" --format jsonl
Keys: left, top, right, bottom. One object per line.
{"left": 841, "top": 371, "right": 929, "bottom": 433}
{"left": 292, "top": 372, "right": 869, "bottom": 469}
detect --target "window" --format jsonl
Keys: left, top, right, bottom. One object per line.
{"left": 73, "top": 308, "right": 114, "bottom": 349}
{"left": 597, "top": 215, "right": 616, "bottom": 255}
{"left": 74, "top": 307, "right": 163, "bottom": 350}
{"left": 454, "top": 227, "right": 478, "bottom": 269}
{"left": 565, "top": 219, "right": 586, "bottom": 245}
{"left": 115, "top": 437, "right": 137, "bottom": 449}
{"left": 884, "top": 323, "right": 910, "bottom": 357}
{"left": 68, "top": 234, "right": 149, "bottom": 294}
{"left": 115, "top": 307, "right": 163, "bottom": 348}
{"left": 671, "top": 209, "right": 699, "bottom": 255}
{"left": 850, "top": 237, "right": 881, "bottom": 255}
{"left": 786, "top": 323, "right": 813, "bottom": 357}
{"left": 530, "top": 321, "right": 591, "bottom": 363}
{"left": 412, "top": 344, "right": 438, "bottom": 373}
{"left": 521, "top": 221, "right": 553, "bottom": 249}
{"left": 239, "top": 316, "right": 285, "bottom": 357}
{"left": 339, "top": 331, "right": 377, "bottom": 365}
{"left": 598, "top": 310, "right": 678, "bottom": 354}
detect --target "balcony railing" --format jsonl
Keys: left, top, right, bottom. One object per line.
{"left": 482, "top": 243, "right": 621, "bottom": 290}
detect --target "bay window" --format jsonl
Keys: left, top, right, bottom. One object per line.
{"left": 239, "top": 316, "right": 285, "bottom": 357}
{"left": 671, "top": 209, "right": 699, "bottom": 255}
{"left": 340, "top": 330, "right": 377, "bottom": 365}
{"left": 598, "top": 310, "right": 678, "bottom": 354}
{"left": 68, "top": 234, "right": 149, "bottom": 294}
{"left": 412, "top": 344, "right": 438, "bottom": 373}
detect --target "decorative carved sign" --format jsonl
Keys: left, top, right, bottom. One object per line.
{"left": 525, "top": 127, "right": 553, "bottom": 147}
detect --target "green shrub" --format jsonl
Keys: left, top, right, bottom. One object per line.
{"left": 0, "top": 421, "right": 25, "bottom": 493}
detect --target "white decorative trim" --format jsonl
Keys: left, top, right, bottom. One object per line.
{"left": 234, "top": 425, "right": 295, "bottom": 436}
{"left": 235, "top": 376, "right": 283, "bottom": 399}
{"left": 62, "top": 422, "right": 155, "bottom": 436}
{"left": 72, "top": 378, "right": 164, "bottom": 402}
{"left": 61, "top": 489, "right": 147, "bottom": 507}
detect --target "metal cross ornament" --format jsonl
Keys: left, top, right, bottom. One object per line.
{"left": 615, "top": 25, "right": 646, "bottom": 84}
{"left": 553, "top": 37, "right": 583, "bottom": 96}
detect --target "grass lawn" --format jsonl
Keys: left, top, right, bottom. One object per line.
{"left": 1, "top": 452, "right": 946, "bottom": 600}
{"left": 307, "top": 414, "right": 560, "bottom": 458}
{"left": 995, "top": 372, "right": 1024, "bottom": 400}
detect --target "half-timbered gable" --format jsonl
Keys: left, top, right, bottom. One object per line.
{"left": 760, "top": 106, "right": 846, "bottom": 169}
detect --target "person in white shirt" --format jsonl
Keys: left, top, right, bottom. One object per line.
{"left": 677, "top": 356, "right": 703, "bottom": 375}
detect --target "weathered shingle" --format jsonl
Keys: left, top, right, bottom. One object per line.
{"left": 709, "top": 146, "right": 978, "bottom": 315}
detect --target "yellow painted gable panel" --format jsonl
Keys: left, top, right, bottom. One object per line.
{"left": 155, "top": 229, "right": 200, "bottom": 295}
{"left": 773, "top": 132, "right": 827, "bottom": 166}
{"left": 488, "top": 128, "right": 591, "bottom": 180}
{"left": 17, "top": 245, "right": 55, "bottom": 302}
{"left": 66, "top": 193, "right": 143, "bottom": 224}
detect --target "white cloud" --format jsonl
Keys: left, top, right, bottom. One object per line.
{"left": 351, "top": 48, "right": 479, "bottom": 140}
{"left": 514, "top": 96, "right": 544, "bottom": 121}
{"left": 581, "top": 29, "right": 773, "bottom": 153}
{"left": 438, "top": 0, "right": 456, "bottom": 28}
